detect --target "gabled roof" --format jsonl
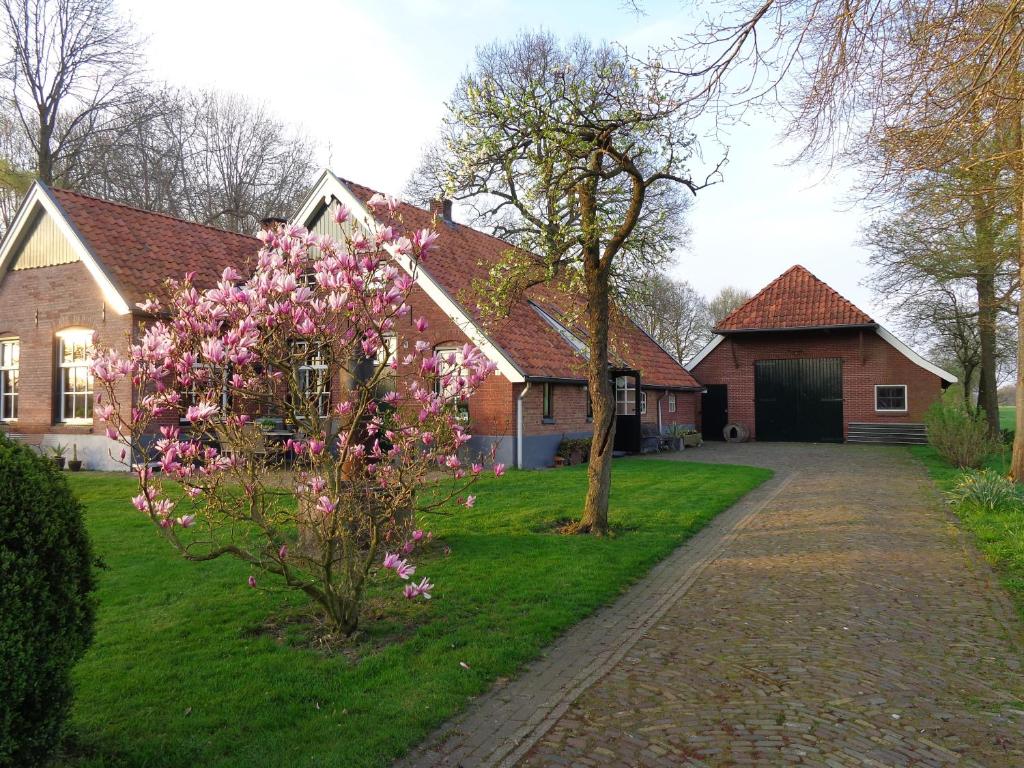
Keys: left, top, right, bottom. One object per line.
{"left": 293, "top": 170, "right": 702, "bottom": 390}
{"left": 686, "top": 264, "right": 957, "bottom": 384}
{"left": 0, "top": 181, "right": 260, "bottom": 314}
{"left": 717, "top": 264, "right": 875, "bottom": 332}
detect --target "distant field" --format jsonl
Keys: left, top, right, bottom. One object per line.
{"left": 1000, "top": 405, "right": 1016, "bottom": 431}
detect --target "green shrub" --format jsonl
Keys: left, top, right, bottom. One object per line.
{"left": 947, "top": 469, "right": 1023, "bottom": 513}
{"left": 925, "top": 403, "right": 997, "bottom": 469}
{"left": 0, "top": 434, "right": 95, "bottom": 767}
{"left": 555, "top": 437, "right": 592, "bottom": 462}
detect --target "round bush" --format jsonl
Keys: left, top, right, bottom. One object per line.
{"left": 0, "top": 434, "right": 95, "bottom": 767}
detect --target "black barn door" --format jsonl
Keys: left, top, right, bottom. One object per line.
{"left": 755, "top": 358, "right": 843, "bottom": 442}
{"left": 701, "top": 385, "right": 728, "bottom": 440}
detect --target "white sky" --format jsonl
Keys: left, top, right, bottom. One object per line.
{"left": 120, "top": 0, "right": 888, "bottom": 323}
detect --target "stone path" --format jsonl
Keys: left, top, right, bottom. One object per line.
{"left": 399, "top": 443, "right": 1024, "bottom": 767}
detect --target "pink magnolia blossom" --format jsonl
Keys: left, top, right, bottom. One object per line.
{"left": 464, "top": 495, "right": 476, "bottom": 509}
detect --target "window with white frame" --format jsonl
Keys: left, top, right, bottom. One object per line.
{"left": 0, "top": 338, "right": 18, "bottom": 420}
{"left": 668, "top": 392, "right": 677, "bottom": 413}
{"left": 434, "top": 345, "right": 469, "bottom": 420}
{"left": 180, "top": 364, "right": 231, "bottom": 421}
{"left": 375, "top": 333, "right": 397, "bottom": 395}
{"left": 294, "top": 341, "right": 331, "bottom": 417}
{"left": 615, "top": 376, "right": 636, "bottom": 416}
{"left": 58, "top": 329, "right": 94, "bottom": 422}
{"left": 640, "top": 390, "right": 647, "bottom": 416}
{"left": 875, "top": 384, "right": 907, "bottom": 412}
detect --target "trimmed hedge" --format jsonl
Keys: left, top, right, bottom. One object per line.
{"left": 0, "top": 434, "right": 95, "bottom": 767}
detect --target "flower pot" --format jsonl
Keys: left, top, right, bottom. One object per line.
{"left": 683, "top": 433, "right": 703, "bottom": 448}
{"left": 53, "top": 457, "right": 65, "bottom": 470}
{"left": 68, "top": 460, "right": 83, "bottom": 472}
{"left": 553, "top": 455, "right": 567, "bottom": 467}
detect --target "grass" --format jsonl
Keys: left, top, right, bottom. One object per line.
{"left": 61, "top": 458, "right": 770, "bottom": 768}
{"left": 1000, "top": 405, "right": 1016, "bottom": 431}
{"left": 911, "top": 444, "right": 1024, "bottom": 619}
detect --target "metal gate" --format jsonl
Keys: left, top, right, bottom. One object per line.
{"left": 754, "top": 358, "right": 843, "bottom": 442}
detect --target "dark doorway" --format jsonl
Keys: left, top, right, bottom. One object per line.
{"left": 755, "top": 358, "right": 843, "bottom": 442}
{"left": 701, "top": 384, "right": 728, "bottom": 440}
{"left": 612, "top": 371, "right": 641, "bottom": 453}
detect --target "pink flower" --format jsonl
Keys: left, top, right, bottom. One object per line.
{"left": 411, "top": 529, "right": 425, "bottom": 542}
{"left": 200, "top": 338, "right": 226, "bottom": 365}
{"left": 307, "top": 438, "right": 325, "bottom": 455}
{"left": 382, "top": 552, "right": 401, "bottom": 570}
{"left": 175, "top": 514, "right": 196, "bottom": 528}
{"left": 404, "top": 578, "right": 434, "bottom": 600}
{"left": 185, "top": 402, "right": 218, "bottom": 422}
{"left": 421, "top": 432, "right": 434, "bottom": 446}
{"left": 248, "top": 575, "right": 257, "bottom": 588}
{"left": 464, "top": 495, "right": 476, "bottom": 509}
{"left": 316, "top": 496, "right": 335, "bottom": 515}
{"left": 278, "top": 544, "right": 288, "bottom": 560}
{"left": 415, "top": 317, "right": 429, "bottom": 332}
{"left": 333, "top": 205, "right": 350, "bottom": 224}
{"left": 493, "top": 463, "right": 506, "bottom": 477}
{"left": 395, "top": 560, "right": 416, "bottom": 580}
{"left": 471, "top": 463, "right": 483, "bottom": 475}
{"left": 131, "top": 494, "right": 148, "bottom": 512}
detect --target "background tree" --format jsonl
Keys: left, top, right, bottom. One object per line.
{"left": 707, "top": 285, "right": 751, "bottom": 324}
{"left": 622, "top": 271, "right": 713, "bottom": 363}
{"left": 0, "top": 0, "right": 142, "bottom": 185}
{"left": 411, "top": 32, "right": 712, "bottom": 534}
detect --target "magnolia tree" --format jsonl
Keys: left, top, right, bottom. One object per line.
{"left": 90, "top": 195, "right": 501, "bottom": 636}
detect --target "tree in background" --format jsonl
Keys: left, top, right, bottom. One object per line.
{"left": 622, "top": 271, "right": 712, "bottom": 363}
{"left": 0, "top": 0, "right": 142, "bottom": 185}
{"left": 707, "top": 285, "right": 751, "bottom": 324}
{"left": 411, "top": 32, "right": 714, "bottom": 534}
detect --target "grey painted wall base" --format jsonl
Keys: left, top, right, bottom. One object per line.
{"left": 40, "top": 433, "right": 126, "bottom": 471}
{"left": 467, "top": 435, "right": 515, "bottom": 469}
{"left": 519, "top": 431, "right": 591, "bottom": 469}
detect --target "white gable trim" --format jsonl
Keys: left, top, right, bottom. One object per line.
{"left": 529, "top": 300, "right": 589, "bottom": 357}
{"left": 685, "top": 334, "right": 725, "bottom": 370}
{"left": 876, "top": 326, "right": 957, "bottom": 384}
{"left": 293, "top": 170, "right": 526, "bottom": 384}
{"left": 0, "top": 182, "right": 131, "bottom": 315}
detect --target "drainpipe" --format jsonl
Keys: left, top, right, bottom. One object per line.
{"left": 657, "top": 390, "right": 666, "bottom": 433}
{"left": 516, "top": 381, "right": 532, "bottom": 469}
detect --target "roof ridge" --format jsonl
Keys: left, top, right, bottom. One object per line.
{"left": 50, "top": 185, "right": 261, "bottom": 243}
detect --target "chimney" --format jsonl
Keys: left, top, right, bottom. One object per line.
{"left": 259, "top": 216, "right": 288, "bottom": 231}
{"left": 429, "top": 197, "right": 453, "bottom": 222}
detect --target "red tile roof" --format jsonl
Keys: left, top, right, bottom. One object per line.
{"left": 50, "top": 187, "right": 261, "bottom": 307}
{"left": 342, "top": 179, "right": 700, "bottom": 389}
{"left": 716, "top": 265, "right": 874, "bottom": 332}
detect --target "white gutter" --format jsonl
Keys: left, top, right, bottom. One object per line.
{"left": 516, "top": 381, "right": 532, "bottom": 469}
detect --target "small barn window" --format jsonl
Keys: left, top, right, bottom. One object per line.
{"left": 0, "top": 338, "right": 18, "bottom": 420}
{"left": 58, "top": 329, "right": 94, "bottom": 423}
{"left": 542, "top": 382, "right": 554, "bottom": 422}
{"left": 640, "top": 391, "right": 647, "bottom": 416}
{"left": 875, "top": 385, "right": 907, "bottom": 412}
{"left": 668, "top": 393, "right": 677, "bottom": 413}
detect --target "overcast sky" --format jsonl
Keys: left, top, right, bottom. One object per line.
{"left": 120, "top": 0, "right": 886, "bottom": 323}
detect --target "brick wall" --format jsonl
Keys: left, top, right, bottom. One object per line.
{"left": 0, "top": 261, "right": 133, "bottom": 444}
{"left": 691, "top": 329, "right": 945, "bottom": 440}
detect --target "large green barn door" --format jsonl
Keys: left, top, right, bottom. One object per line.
{"left": 754, "top": 358, "right": 843, "bottom": 442}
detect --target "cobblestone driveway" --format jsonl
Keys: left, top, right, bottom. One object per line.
{"left": 402, "top": 444, "right": 1024, "bottom": 768}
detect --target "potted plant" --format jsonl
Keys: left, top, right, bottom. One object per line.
{"left": 67, "top": 443, "right": 83, "bottom": 472}
{"left": 49, "top": 443, "right": 67, "bottom": 470}
{"left": 665, "top": 425, "right": 685, "bottom": 451}
{"left": 683, "top": 430, "right": 703, "bottom": 448}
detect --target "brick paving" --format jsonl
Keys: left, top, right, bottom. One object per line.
{"left": 400, "top": 444, "right": 1024, "bottom": 768}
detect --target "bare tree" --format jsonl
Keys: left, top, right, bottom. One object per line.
{"left": 707, "top": 285, "right": 751, "bottom": 324}
{"left": 623, "top": 271, "right": 713, "bottom": 362}
{"left": 60, "top": 87, "right": 317, "bottom": 234}
{"left": 411, "top": 32, "right": 715, "bottom": 534}
{"left": 0, "top": 0, "right": 143, "bottom": 184}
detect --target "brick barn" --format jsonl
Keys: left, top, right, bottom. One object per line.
{"left": 688, "top": 265, "right": 956, "bottom": 444}
{"left": 0, "top": 172, "right": 702, "bottom": 469}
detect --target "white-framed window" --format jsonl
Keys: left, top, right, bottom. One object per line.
{"left": 615, "top": 376, "right": 636, "bottom": 416}
{"left": 180, "top": 364, "right": 231, "bottom": 422}
{"left": 542, "top": 382, "right": 554, "bottom": 421}
{"left": 294, "top": 341, "right": 331, "bottom": 418}
{"left": 58, "top": 329, "right": 94, "bottom": 423}
{"left": 434, "top": 345, "right": 464, "bottom": 399}
{"left": 374, "top": 333, "right": 397, "bottom": 395}
{"left": 875, "top": 384, "right": 907, "bottom": 413}
{"left": 668, "top": 392, "right": 677, "bottom": 413}
{"left": 640, "top": 390, "right": 647, "bottom": 416}
{"left": 0, "top": 338, "right": 19, "bottom": 421}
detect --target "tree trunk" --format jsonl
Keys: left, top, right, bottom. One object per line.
{"left": 1012, "top": 155, "right": 1024, "bottom": 480}
{"left": 576, "top": 158, "right": 613, "bottom": 535}
{"left": 974, "top": 195, "right": 1001, "bottom": 434}
{"left": 37, "top": 115, "right": 53, "bottom": 184}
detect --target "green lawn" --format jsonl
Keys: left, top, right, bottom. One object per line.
{"left": 911, "top": 444, "right": 1024, "bottom": 618}
{"left": 61, "top": 459, "right": 770, "bottom": 768}
{"left": 1001, "top": 405, "right": 1016, "bottom": 431}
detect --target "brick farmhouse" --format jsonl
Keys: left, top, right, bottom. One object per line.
{"left": 0, "top": 171, "right": 702, "bottom": 469}
{"left": 688, "top": 265, "right": 956, "bottom": 443}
